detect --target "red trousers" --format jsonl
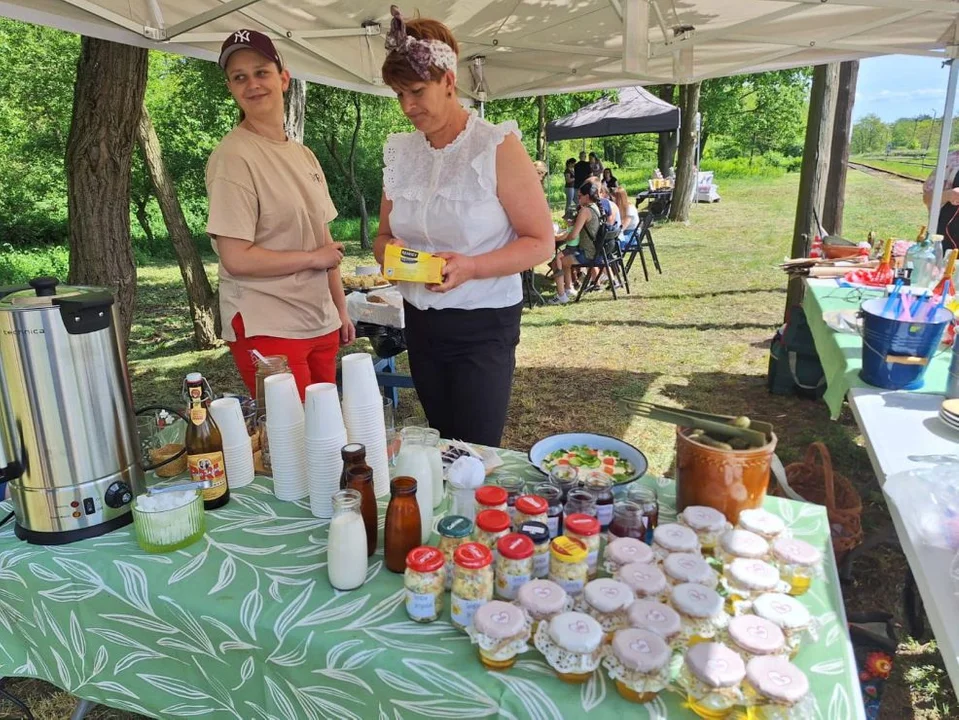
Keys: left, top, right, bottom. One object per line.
{"left": 228, "top": 313, "right": 340, "bottom": 401}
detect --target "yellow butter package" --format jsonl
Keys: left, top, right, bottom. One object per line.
{"left": 383, "top": 244, "right": 446, "bottom": 284}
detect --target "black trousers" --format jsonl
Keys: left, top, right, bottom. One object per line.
{"left": 403, "top": 301, "right": 522, "bottom": 448}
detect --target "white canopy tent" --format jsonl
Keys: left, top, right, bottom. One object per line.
{"left": 2, "top": 0, "right": 958, "bottom": 231}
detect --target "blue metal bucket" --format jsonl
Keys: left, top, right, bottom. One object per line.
{"left": 859, "top": 298, "right": 952, "bottom": 390}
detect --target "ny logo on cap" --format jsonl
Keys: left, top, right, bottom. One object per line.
{"left": 234, "top": 30, "right": 251, "bottom": 43}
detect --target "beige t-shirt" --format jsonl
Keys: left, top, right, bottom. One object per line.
{"left": 206, "top": 126, "right": 340, "bottom": 342}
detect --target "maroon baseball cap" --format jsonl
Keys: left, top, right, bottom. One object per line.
{"left": 219, "top": 29, "right": 282, "bottom": 70}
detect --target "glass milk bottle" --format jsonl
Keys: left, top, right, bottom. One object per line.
{"left": 327, "top": 489, "right": 369, "bottom": 591}
{"left": 422, "top": 428, "right": 445, "bottom": 509}
{"left": 393, "top": 428, "right": 433, "bottom": 543}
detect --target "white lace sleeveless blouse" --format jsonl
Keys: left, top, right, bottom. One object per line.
{"left": 383, "top": 112, "right": 523, "bottom": 310}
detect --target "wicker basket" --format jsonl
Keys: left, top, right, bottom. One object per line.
{"left": 777, "top": 442, "right": 863, "bottom": 562}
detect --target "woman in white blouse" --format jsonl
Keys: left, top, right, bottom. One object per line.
{"left": 373, "top": 8, "right": 553, "bottom": 446}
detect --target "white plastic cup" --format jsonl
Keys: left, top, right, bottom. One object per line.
{"left": 305, "top": 383, "right": 347, "bottom": 440}
{"left": 264, "top": 374, "right": 305, "bottom": 427}
{"left": 223, "top": 443, "right": 254, "bottom": 489}
{"left": 341, "top": 353, "right": 382, "bottom": 408}
{"left": 210, "top": 397, "right": 251, "bottom": 448}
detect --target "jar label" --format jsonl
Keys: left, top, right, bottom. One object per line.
{"left": 405, "top": 590, "right": 439, "bottom": 621}
{"left": 553, "top": 576, "right": 585, "bottom": 595}
{"left": 546, "top": 516, "right": 560, "bottom": 538}
{"left": 533, "top": 552, "right": 550, "bottom": 579}
{"left": 188, "top": 451, "right": 227, "bottom": 500}
{"left": 596, "top": 504, "right": 614, "bottom": 528}
{"left": 189, "top": 406, "right": 207, "bottom": 425}
{"left": 450, "top": 593, "right": 486, "bottom": 628}
{"left": 495, "top": 571, "right": 530, "bottom": 600}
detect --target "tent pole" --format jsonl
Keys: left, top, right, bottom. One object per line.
{"left": 928, "top": 58, "right": 958, "bottom": 239}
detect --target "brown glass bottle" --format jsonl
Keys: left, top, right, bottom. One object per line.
{"left": 384, "top": 476, "right": 421, "bottom": 573}
{"left": 184, "top": 372, "right": 230, "bottom": 510}
{"left": 346, "top": 464, "right": 378, "bottom": 557}
{"left": 339, "top": 443, "right": 367, "bottom": 490}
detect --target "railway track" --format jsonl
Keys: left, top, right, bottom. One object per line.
{"left": 848, "top": 160, "right": 923, "bottom": 183}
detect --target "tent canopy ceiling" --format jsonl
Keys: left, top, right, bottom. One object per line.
{"left": 0, "top": 1, "right": 957, "bottom": 99}
{"left": 546, "top": 86, "right": 679, "bottom": 141}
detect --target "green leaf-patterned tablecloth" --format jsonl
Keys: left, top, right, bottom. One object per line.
{"left": 0, "top": 450, "right": 863, "bottom": 719}
{"left": 803, "top": 279, "right": 949, "bottom": 418}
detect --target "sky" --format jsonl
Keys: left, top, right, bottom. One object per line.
{"left": 854, "top": 55, "right": 950, "bottom": 123}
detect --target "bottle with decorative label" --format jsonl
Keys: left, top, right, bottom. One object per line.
{"left": 185, "top": 372, "right": 230, "bottom": 510}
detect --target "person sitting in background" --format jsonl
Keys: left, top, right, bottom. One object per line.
{"left": 564, "top": 157, "right": 577, "bottom": 209}
{"left": 550, "top": 181, "right": 605, "bottom": 304}
{"left": 533, "top": 160, "right": 548, "bottom": 191}
{"left": 615, "top": 186, "right": 639, "bottom": 237}
{"left": 598, "top": 182, "right": 621, "bottom": 228}
{"left": 574, "top": 151, "right": 592, "bottom": 189}
{"left": 589, "top": 152, "right": 603, "bottom": 180}
{"left": 603, "top": 167, "right": 619, "bottom": 192}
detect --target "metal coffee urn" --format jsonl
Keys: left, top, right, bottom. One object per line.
{"left": 0, "top": 276, "right": 145, "bottom": 544}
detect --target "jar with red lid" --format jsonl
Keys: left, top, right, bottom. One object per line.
{"left": 583, "top": 472, "right": 615, "bottom": 531}
{"left": 565, "top": 513, "right": 602, "bottom": 578}
{"left": 474, "top": 509, "right": 511, "bottom": 549}
{"left": 451, "top": 542, "right": 494, "bottom": 631}
{"left": 404, "top": 546, "right": 446, "bottom": 623}
{"left": 495, "top": 533, "right": 535, "bottom": 600}
{"left": 475, "top": 485, "right": 508, "bottom": 515}
{"left": 513, "top": 494, "right": 549, "bottom": 530}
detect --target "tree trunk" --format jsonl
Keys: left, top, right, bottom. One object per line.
{"left": 536, "top": 95, "right": 547, "bottom": 161}
{"left": 656, "top": 84, "right": 678, "bottom": 174}
{"left": 285, "top": 78, "right": 307, "bottom": 143}
{"left": 324, "top": 95, "right": 370, "bottom": 249}
{"left": 137, "top": 104, "right": 220, "bottom": 349}
{"left": 786, "top": 63, "right": 840, "bottom": 316}
{"left": 132, "top": 194, "right": 154, "bottom": 246}
{"left": 66, "top": 38, "right": 147, "bottom": 344}
{"left": 669, "top": 82, "right": 701, "bottom": 223}
{"left": 822, "top": 60, "right": 859, "bottom": 237}
{"left": 700, "top": 129, "right": 711, "bottom": 157}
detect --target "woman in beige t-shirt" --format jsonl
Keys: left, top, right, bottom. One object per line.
{"left": 206, "top": 30, "right": 355, "bottom": 400}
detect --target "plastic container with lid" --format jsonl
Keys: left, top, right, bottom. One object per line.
{"left": 513, "top": 494, "right": 549, "bottom": 530}
{"left": 404, "top": 546, "right": 446, "bottom": 623}
{"left": 518, "top": 520, "right": 551, "bottom": 578}
{"left": 669, "top": 582, "right": 729, "bottom": 645}
{"left": 495, "top": 533, "right": 535, "bottom": 600}
{"left": 616, "top": 561, "right": 668, "bottom": 601}
{"left": 678, "top": 505, "right": 731, "bottom": 554}
{"left": 437, "top": 515, "right": 473, "bottom": 590}
{"left": 450, "top": 542, "right": 494, "bottom": 631}
{"left": 602, "top": 627, "right": 671, "bottom": 704}
{"left": 475, "top": 485, "right": 508, "bottom": 515}
{"left": 578, "top": 578, "right": 635, "bottom": 636}
{"left": 751, "top": 593, "right": 818, "bottom": 659}
{"left": 564, "top": 513, "right": 601, "bottom": 578}
{"left": 534, "top": 483, "right": 563, "bottom": 537}
{"left": 717, "top": 529, "right": 770, "bottom": 566}
{"left": 725, "top": 614, "right": 786, "bottom": 663}
{"left": 533, "top": 611, "right": 605, "bottom": 684}
{"left": 627, "top": 599, "right": 682, "bottom": 645}
{"left": 473, "top": 509, "right": 511, "bottom": 549}
{"left": 466, "top": 600, "right": 532, "bottom": 670}
{"left": 770, "top": 537, "right": 823, "bottom": 597}
{"left": 651, "top": 523, "right": 701, "bottom": 560}
{"left": 663, "top": 552, "right": 719, "bottom": 589}
{"left": 723, "top": 559, "right": 786, "bottom": 615}
{"left": 604, "top": 536, "right": 654, "bottom": 574}
{"left": 743, "top": 655, "right": 813, "bottom": 718}
{"left": 679, "top": 642, "right": 746, "bottom": 718}
{"left": 515, "top": 579, "right": 572, "bottom": 634}
{"left": 548, "top": 536, "right": 589, "bottom": 596}
{"left": 737, "top": 508, "right": 788, "bottom": 541}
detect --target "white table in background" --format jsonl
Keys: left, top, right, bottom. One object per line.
{"left": 848, "top": 387, "right": 959, "bottom": 698}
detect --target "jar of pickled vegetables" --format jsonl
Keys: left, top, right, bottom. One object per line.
{"left": 518, "top": 521, "right": 551, "bottom": 578}
{"left": 451, "top": 542, "right": 494, "bottom": 632}
{"left": 474, "top": 509, "right": 511, "bottom": 549}
{"left": 437, "top": 515, "right": 473, "bottom": 591}
{"left": 514, "top": 494, "right": 549, "bottom": 529}
{"left": 404, "top": 546, "right": 446, "bottom": 623}
{"left": 495, "top": 533, "right": 534, "bottom": 600}
{"left": 548, "top": 536, "right": 589, "bottom": 596}
{"left": 565, "top": 513, "right": 601, "bottom": 578}
{"left": 475, "top": 485, "right": 509, "bottom": 515}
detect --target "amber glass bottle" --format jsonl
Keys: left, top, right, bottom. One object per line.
{"left": 346, "top": 464, "right": 378, "bottom": 556}
{"left": 339, "top": 443, "right": 367, "bottom": 490}
{"left": 185, "top": 372, "right": 230, "bottom": 510}
{"left": 384, "top": 476, "right": 421, "bottom": 573}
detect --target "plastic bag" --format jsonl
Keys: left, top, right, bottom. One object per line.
{"left": 887, "top": 467, "right": 959, "bottom": 550}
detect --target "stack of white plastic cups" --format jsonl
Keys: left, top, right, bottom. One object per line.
{"left": 263, "top": 373, "right": 308, "bottom": 501}
{"left": 209, "top": 397, "right": 255, "bottom": 489}
{"left": 340, "top": 353, "right": 390, "bottom": 497}
{"left": 304, "top": 383, "right": 348, "bottom": 518}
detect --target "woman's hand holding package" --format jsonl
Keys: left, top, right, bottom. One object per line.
{"left": 428, "top": 252, "right": 477, "bottom": 293}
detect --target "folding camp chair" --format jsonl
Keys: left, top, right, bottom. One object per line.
{"left": 574, "top": 235, "right": 631, "bottom": 302}
{"left": 620, "top": 212, "right": 663, "bottom": 281}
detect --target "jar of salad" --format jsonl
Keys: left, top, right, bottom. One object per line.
{"left": 548, "top": 536, "right": 589, "bottom": 596}
{"left": 451, "top": 542, "right": 494, "bottom": 631}
{"left": 565, "top": 513, "right": 602, "bottom": 578}
{"left": 437, "top": 515, "right": 473, "bottom": 590}
{"left": 518, "top": 521, "right": 551, "bottom": 578}
{"left": 514, "top": 494, "right": 549, "bottom": 529}
{"left": 495, "top": 533, "right": 535, "bottom": 600}
{"left": 475, "top": 485, "right": 509, "bottom": 515}
{"left": 404, "top": 546, "right": 446, "bottom": 623}
{"left": 474, "top": 509, "right": 511, "bottom": 549}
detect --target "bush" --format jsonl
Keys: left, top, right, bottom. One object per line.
{"left": 701, "top": 156, "right": 787, "bottom": 178}
{"left": 0, "top": 243, "right": 70, "bottom": 285}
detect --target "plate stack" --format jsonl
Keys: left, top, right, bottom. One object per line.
{"left": 264, "top": 374, "right": 308, "bottom": 501}
{"left": 209, "top": 397, "right": 255, "bottom": 489}
{"left": 940, "top": 399, "right": 959, "bottom": 432}
{"left": 341, "top": 353, "right": 390, "bottom": 497}
{"left": 304, "top": 383, "right": 348, "bottom": 518}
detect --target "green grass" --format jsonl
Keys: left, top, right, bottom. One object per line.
{"left": 851, "top": 155, "right": 931, "bottom": 181}
{"left": 1, "top": 169, "right": 951, "bottom": 720}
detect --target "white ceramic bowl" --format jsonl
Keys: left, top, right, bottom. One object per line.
{"left": 528, "top": 432, "right": 648, "bottom": 496}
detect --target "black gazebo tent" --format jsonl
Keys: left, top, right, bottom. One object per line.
{"left": 546, "top": 86, "right": 679, "bottom": 141}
